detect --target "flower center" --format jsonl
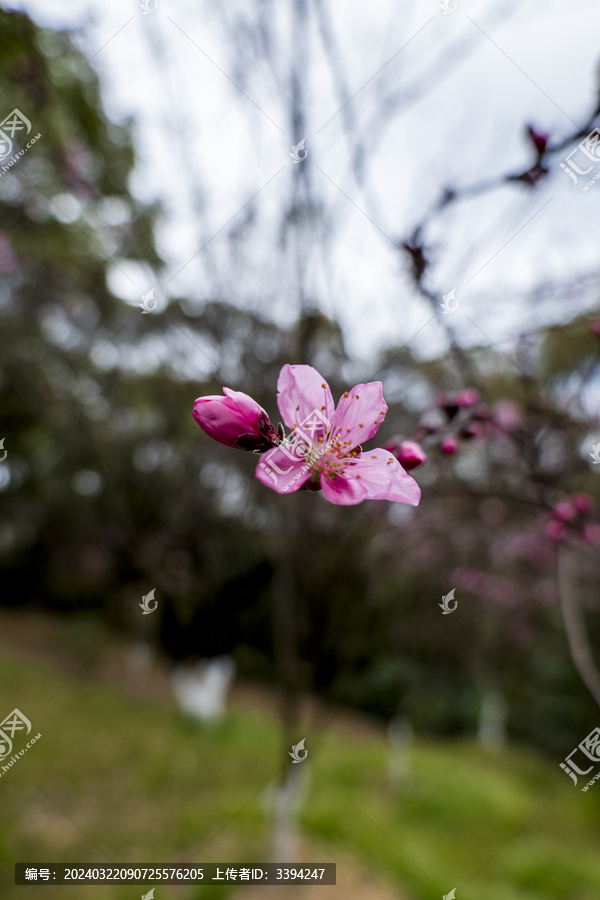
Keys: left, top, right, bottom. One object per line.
{"left": 304, "top": 432, "right": 357, "bottom": 479}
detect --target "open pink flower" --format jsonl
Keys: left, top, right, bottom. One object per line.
{"left": 255, "top": 365, "right": 421, "bottom": 507}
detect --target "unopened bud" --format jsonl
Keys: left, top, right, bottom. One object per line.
{"left": 440, "top": 435, "right": 459, "bottom": 455}
{"left": 385, "top": 438, "right": 427, "bottom": 471}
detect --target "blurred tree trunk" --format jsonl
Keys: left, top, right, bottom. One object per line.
{"left": 268, "top": 504, "right": 304, "bottom": 861}
{"left": 387, "top": 714, "right": 414, "bottom": 790}
{"left": 473, "top": 608, "right": 508, "bottom": 746}
{"left": 477, "top": 684, "right": 508, "bottom": 748}
{"left": 558, "top": 546, "right": 600, "bottom": 709}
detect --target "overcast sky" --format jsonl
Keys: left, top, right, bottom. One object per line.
{"left": 10, "top": 0, "right": 600, "bottom": 368}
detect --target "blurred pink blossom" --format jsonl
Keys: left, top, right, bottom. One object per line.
{"left": 583, "top": 523, "right": 600, "bottom": 545}
{"left": 455, "top": 387, "right": 480, "bottom": 407}
{"left": 552, "top": 501, "right": 577, "bottom": 522}
{"left": 492, "top": 400, "right": 524, "bottom": 432}
{"left": 573, "top": 493, "right": 594, "bottom": 514}
{"left": 545, "top": 519, "right": 566, "bottom": 541}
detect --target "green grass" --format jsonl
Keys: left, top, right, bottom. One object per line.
{"left": 0, "top": 651, "right": 599, "bottom": 900}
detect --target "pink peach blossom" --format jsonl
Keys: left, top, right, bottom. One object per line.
{"left": 256, "top": 365, "right": 421, "bottom": 507}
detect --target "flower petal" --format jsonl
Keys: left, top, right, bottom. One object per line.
{"left": 330, "top": 382, "right": 387, "bottom": 446}
{"left": 276, "top": 365, "right": 335, "bottom": 435}
{"left": 222, "top": 387, "right": 265, "bottom": 419}
{"left": 255, "top": 445, "right": 311, "bottom": 494}
{"left": 320, "top": 448, "right": 421, "bottom": 506}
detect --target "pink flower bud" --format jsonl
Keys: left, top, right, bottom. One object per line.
{"left": 455, "top": 387, "right": 480, "bottom": 407}
{"left": 471, "top": 403, "right": 490, "bottom": 421}
{"left": 459, "top": 422, "right": 485, "bottom": 440}
{"left": 440, "top": 435, "right": 459, "bottom": 455}
{"left": 545, "top": 518, "right": 566, "bottom": 541}
{"left": 385, "top": 438, "right": 427, "bottom": 471}
{"left": 552, "top": 501, "right": 576, "bottom": 522}
{"left": 572, "top": 493, "right": 594, "bottom": 515}
{"left": 527, "top": 125, "right": 549, "bottom": 156}
{"left": 436, "top": 392, "right": 460, "bottom": 420}
{"left": 590, "top": 319, "right": 600, "bottom": 337}
{"left": 193, "top": 387, "right": 278, "bottom": 451}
